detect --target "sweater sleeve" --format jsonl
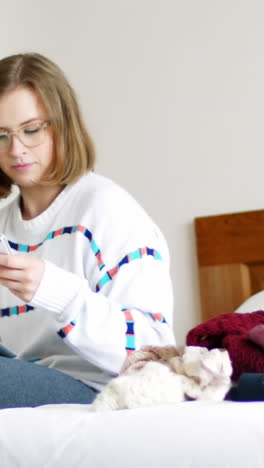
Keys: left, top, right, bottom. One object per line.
{"left": 30, "top": 187, "right": 176, "bottom": 375}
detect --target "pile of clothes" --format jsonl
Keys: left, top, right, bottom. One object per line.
{"left": 187, "top": 310, "right": 264, "bottom": 401}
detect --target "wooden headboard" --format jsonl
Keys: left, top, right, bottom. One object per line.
{"left": 195, "top": 209, "right": 264, "bottom": 322}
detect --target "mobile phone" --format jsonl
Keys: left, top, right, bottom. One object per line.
{"left": 0, "top": 343, "right": 16, "bottom": 358}
{"left": 0, "top": 233, "right": 13, "bottom": 255}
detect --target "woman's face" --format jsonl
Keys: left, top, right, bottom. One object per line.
{"left": 0, "top": 86, "right": 55, "bottom": 188}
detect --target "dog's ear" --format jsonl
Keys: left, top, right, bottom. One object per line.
{"left": 120, "top": 348, "right": 157, "bottom": 374}
{"left": 152, "top": 345, "right": 180, "bottom": 361}
{"left": 121, "top": 345, "right": 179, "bottom": 375}
{"left": 140, "top": 345, "right": 180, "bottom": 362}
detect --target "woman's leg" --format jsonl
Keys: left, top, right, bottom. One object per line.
{"left": 0, "top": 357, "right": 98, "bottom": 409}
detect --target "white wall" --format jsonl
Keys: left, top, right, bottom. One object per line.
{"left": 0, "top": 0, "right": 264, "bottom": 344}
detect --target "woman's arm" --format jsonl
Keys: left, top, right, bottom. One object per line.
{"left": 0, "top": 245, "right": 175, "bottom": 376}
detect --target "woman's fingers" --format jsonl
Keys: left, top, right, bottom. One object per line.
{"left": 0, "top": 254, "right": 45, "bottom": 302}
{"left": 0, "top": 253, "right": 27, "bottom": 269}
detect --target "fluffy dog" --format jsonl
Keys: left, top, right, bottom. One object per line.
{"left": 91, "top": 345, "right": 232, "bottom": 411}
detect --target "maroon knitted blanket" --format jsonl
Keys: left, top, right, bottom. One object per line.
{"left": 186, "top": 311, "right": 264, "bottom": 380}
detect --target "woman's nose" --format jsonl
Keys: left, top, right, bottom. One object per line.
{"left": 9, "top": 135, "right": 27, "bottom": 156}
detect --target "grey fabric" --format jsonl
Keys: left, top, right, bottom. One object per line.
{"left": 226, "top": 373, "right": 264, "bottom": 402}
{"left": 0, "top": 357, "right": 98, "bottom": 408}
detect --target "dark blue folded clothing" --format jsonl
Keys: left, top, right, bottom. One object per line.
{"left": 226, "top": 373, "right": 264, "bottom": 401}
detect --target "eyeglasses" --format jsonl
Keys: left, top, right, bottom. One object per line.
{"left": 0, "top": 120, "right": 52, "bottom": 152}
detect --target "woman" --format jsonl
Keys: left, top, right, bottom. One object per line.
{"left": 0, "top": 53, "right": 175, "bottom": 408}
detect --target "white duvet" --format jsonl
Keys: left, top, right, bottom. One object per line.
{"left": 0, "top": 400, "right": 263, "bottom": 468}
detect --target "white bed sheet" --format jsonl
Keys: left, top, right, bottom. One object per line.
{"left": 0, "top": 400, "right": 263, "bottom": 468}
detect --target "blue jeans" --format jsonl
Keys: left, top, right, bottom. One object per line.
{"left": 0, "top": 357, "right": 98, "bottom": 409}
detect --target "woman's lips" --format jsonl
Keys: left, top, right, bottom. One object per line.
{"left": 12, "top": 163, "right": 35, "bottom": 172}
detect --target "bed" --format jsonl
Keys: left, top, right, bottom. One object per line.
{"left": 0, "top": 209, "right": 263, "bottom": 468}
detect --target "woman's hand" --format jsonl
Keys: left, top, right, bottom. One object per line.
{"left": 0, "top": 254, "right": 45, "bottom": 302}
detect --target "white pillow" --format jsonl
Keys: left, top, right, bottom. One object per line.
{"left": 235, "top": 290, "right": 264, "bottom": 313}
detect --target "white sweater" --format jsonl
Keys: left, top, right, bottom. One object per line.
{"left": 0, "top": 172, "right": 175, "bottom": 390}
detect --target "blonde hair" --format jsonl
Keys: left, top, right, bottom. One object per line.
{"left": 0, "top": 53, "right": 96, "bottom": 198}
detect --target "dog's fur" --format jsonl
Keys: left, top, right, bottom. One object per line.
{"left": 91, "top": 345, "right": 232, "bottom": 411}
